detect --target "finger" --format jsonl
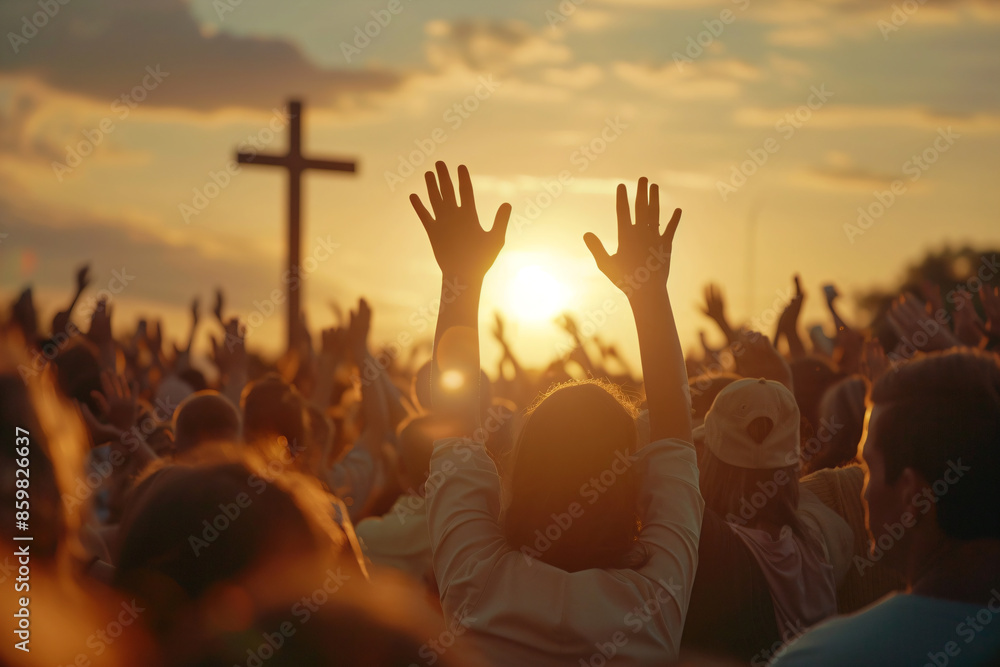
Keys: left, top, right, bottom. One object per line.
{"left": 663, "top": 208, "right": 682, "bottom": 243}
{"left": 90, "top": 390, "right": 109, "bottom": 417}
{"left": 100, "top": 371, "right": 114, "bottom": 398}
{"left": 423, "top": 171, "right": 444, "bottom": 214}
{"left": 80, "top": 402, "right": 101, "bottom": 429}
{"left": 435, "top": 161, "right": 457, "bottom": 208}
{"left": 648, "top": 183, "right": 659, "bottom": 232}
{"left": 409, "top": 194, "right": 434, "bottom": 230}
{"left": 616, "top": 183, "right": 631, "bottom": 240}
{"left": 584, "top": 233, "right": 612, "bottom": 272}
{"left": 491, "top": 203, "right": 512, "bottom": 241}
{"left": 635, "top": 177, "right": 648, "bottom": 225}
{"left": 457, "top": 164, "right": 476, "bottom": 210}
{"left": 794, "top": 274, "right": 802, "bottom": 297}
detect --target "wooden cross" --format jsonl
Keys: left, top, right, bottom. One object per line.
{"left": 236, "top": 99, "right": 357, "bottom": 353}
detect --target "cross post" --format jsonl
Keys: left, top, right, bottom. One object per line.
{"left": 236, "top": 99, "right": 356, "bottom": 353}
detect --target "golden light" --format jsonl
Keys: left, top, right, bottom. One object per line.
{"left": 504, "top": 264, "right": 571, "bottom": 323}
{"left": 440, "top": 369, "right": 465, "bottom": 391}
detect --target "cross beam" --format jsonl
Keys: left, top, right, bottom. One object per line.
{"left": 236, "top": 99, "right": 356, "bottom": 353}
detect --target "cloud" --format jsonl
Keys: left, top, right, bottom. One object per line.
{"left": 614, "top": 58, "right": 761, "bottom": 100}
{"left": 734, "top": 105, "right": 1000, "bottom": 133}
{"left": 424, "top": 18, "right": 571, "bottom": 73}
{"left": 0, "top": 90, "right": 64, "bottom": 164}
{"left": 542, "top": 64, "right": 605, "bottom": 89}
{"left": 0, "top": 0, "right": 404, "bottom": 113}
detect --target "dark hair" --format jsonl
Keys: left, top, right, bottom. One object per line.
{"left": 802, "top": 376, "right": 866, "bottom": 475}
{"left": 504, "top": 380, "right": 647, "bottom": 573}
{"left": 689, "top": 372, "right": 740, "bottom": 422}
{"left": 789, "top": 356, "right": 843, "bottom": 437}
{"left": 868, "top": 349, "right": 1000, "bottom": 540}
{"left": 700, "top": 449, "right": 808, "bottom": 533}
{"left": 241, "top": 374, "right": 307, "bottom": 453}
{"left": 173, "top": 391, "right": 241, "bottom": 456}
{"left": 396, "top": 414, "right": 460, "bottom": 493}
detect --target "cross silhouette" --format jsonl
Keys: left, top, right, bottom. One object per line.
{"left": 236, "top": 99, "right": 356, "bottom": 353}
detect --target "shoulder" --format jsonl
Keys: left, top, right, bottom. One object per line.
{"left": 771, "top": 595, "right": 925, "bottom": 666}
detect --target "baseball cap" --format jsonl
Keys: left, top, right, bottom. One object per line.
{"left": 703, "top": 377, "right": 800, "bottom": 469}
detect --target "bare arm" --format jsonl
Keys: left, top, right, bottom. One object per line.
{"left": 584, "top": 179, "right": 691, "bottom": 443}
{"left": 410, "top": 162, "right": 511, "bottom": 436}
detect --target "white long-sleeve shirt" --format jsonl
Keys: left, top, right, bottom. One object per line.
{"left": 326, "top": 443, "right": 380, "bottom": 523}
{"left": 425, "top": 437, "right": 703, "bottom": 667}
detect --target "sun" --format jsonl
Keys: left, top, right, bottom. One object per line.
{"left": 504, "top": 264, "right": 571, "bottom": 323}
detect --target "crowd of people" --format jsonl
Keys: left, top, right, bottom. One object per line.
{"left": 2, "top": 161, "right": 999, "bottom": 666}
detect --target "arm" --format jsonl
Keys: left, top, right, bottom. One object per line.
{"left": 348, "top": 298, "right": 382, "bottom": 445}
{"left": 211, "top": 317, "right": 248, "bottom": 407}
{"left": 87, "top": 298, "right": 117, "bottom": 371}
{"left": 733, "top": 329, "right": 794, "bottom": 391}
{"left": 887, "top": 291, "right": 961, "bottom": 353}
{"left": 701, "top": 284, "right": 737, "bottom": 344}
{"left": 409, "top": 162, "right": 511, "bottom": 435}
{"left": 583, "top": 178, "right": 691, "bottom": 442}
{"left": 52, "top": 265, "right": 91, "bottom": 335}
{"left": 775, "top": 274, "right": 807, "bottom": 360}
{"left": 348, "top": 298, "right": 408, "bottom": 433}
{"left": 80, "top": 371, "right": 158, "bottom": 485}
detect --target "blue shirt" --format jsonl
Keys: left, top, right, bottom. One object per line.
{"left": 771, "top": 592, "right": 1000, "bottom": 667}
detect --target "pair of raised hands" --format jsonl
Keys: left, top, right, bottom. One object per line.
{"left": 409, "top": 162, "right": 682, "bottom": 295}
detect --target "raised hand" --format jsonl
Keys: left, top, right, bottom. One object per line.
{"left": 491, "top": 312, "right": 507, "bottom": 347}
{"left": 775, "top": 275, "right": 806, "bottom": 359}
{"left": 213, "top": 288, "right": 225, "bottom": 324}
{"left": 411, "top": 162, "right": 509, "bottom": 430}
{"left": 584, "top": 178, "right": 680, "bottom": 299}
{"left": 211, "top": 317, "right": 247, "bottom": 377}
{"left": 410, "top": 162, "right": 511, "bottom": 282}
{"left": 887, "top": 291, "right": 960, "bottom": 352}
{"left": 12, "top": 288, "right": 38, "bottom": 343}
{"left": 860, "top": 338, "right": 891, "bottom": 385}
{"left": 733, "top": 329, "right": 794, "bottom": 391}
{"left": 84, "top": 370, "right": 138, "bottom": 437}
{"left": 88, "top": 298, "right": 111, "bottom": 343}
{"left": 701, "top": 284, "right": 735, "bottom": 342}
{"left": 585, "top": 177, "right": 690, "bottom": 442}
{"left": 557, "top": 313, "right": 583, "bottom": 346}
{"left": 52, "top": 264, "right": 92, "bottom": 335}
{"left": 76, "top": 265, "right": 92, "bottom": 294}
{"left": 348, "top": 298, "right": 372, "bottom": 362}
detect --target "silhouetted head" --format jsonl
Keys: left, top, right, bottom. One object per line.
{"left": 503, "top": 380, "right": 645, "bottom": 572}
{"left": 114, "top": 456, "right": 365, "bottom": 634}
{"left": 173, "top": 391, "right": 241, "bottom": 456}
{"left": 789, "top": 356, "right": 843, "bottom": 436}
{"left": 863, "top": 350, "right": 1000, "bottom": 550}
{"left": 176, "top": 577, "right": 477, "bottom": 667}
{"left": 52, "top": 341, "right": 103, "bottom": 415}
{"left": 241, "top": 374, "right": 307, "bottom": 456}
{"left": 801, "top": 375, "right": 865, "bottom": 475}
{"left": 689, "top": 372, "right": 740, "bottom": 424}
{"left": 397, "top": 414, "right": 462, "bottom": 494}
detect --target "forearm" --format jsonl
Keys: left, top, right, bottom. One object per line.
{"left": 431, "top": 276, "right": 483, "bottom": 433}
{"left": 786, "top": 325, "right": 807, "bottom": 360}
{"left": 629, "top": 288, "right": 691, "bottom": 443}
{"left": 358, "top": 350, "right": 390, "bottom": 453}
{"left": 373, "top": 362, "right": 409, "bottom": 430}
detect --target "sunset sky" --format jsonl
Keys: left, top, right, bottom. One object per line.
{"left": 3, "top": 0, "right": 999, "bottom": 372}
